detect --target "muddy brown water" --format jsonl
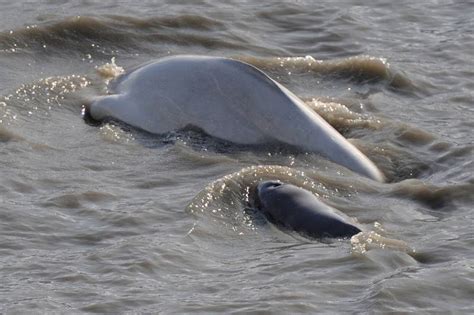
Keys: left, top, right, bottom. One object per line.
{"left": 0, "top": 1, "right": 473, "bottom": 313}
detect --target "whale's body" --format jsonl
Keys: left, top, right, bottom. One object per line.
{"left": 251, "top": 181, "right": 362, "bottom": 239}
{"left": 89, "top": 55, "right": 384, "bottom": 182}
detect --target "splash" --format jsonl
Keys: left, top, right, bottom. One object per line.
{"left": 99, "top": 123, "right": 134, "bottom": 144}
{"left": 96, "top": 57, "right": 124, "bottom": 82}
{"left": 305, "top": 98, "right": 383, "bottom": 131}
{"left": 351, "top": 228, "right": 415, "bottom": 255}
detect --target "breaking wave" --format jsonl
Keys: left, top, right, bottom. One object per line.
{"left": 239, "top": 55, "right": 416, "bottom": 91}
{"left": 0, "top": 15, "right": 243, "bottom": 56}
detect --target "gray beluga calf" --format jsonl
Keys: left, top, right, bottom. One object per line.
{"left": 88, "top": 55, "right": 385, "bottom": 182}
{"left": 250, "top": 181, "right": 362, "bottom": 239}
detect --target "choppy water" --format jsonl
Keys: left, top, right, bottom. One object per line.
{"left": 1, "top": 1, "right": 473, "bottom": 313}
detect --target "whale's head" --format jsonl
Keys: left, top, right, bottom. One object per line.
{"left": 249, "top": 180, "right": 286, "bottom": 219}
{"left": 86, "top": 95, "right": 123, "bottom": 122}
{"left": 81, "top": 95, "right": 116, "bottom": 125}
{"left": 83, "top": 94, "right": 136, "bottom": 128}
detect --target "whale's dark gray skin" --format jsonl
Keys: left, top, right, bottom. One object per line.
{"left": 251, "top": 181, "right": 362, "bottom": 239}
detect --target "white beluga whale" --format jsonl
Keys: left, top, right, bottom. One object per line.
{"left": 87, "top": 55, "right": 385, "bottom": 182}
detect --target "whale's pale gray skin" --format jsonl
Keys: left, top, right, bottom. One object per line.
{"left": 88, "top": 55, "right": 384, "bottom": 182}
{"left": 251, "top": 181, "right": 362, "bottom": 239}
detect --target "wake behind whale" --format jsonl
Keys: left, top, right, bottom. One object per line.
{"left": 87, "top": 55, "right": 384, "bottom": 182}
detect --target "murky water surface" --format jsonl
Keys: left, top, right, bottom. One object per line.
{"left": 0, "top": 1, "right": 473, "bottom": 313}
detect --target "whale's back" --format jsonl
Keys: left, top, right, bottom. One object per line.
{"left": 101, "top": 56, "right": 295, "bottom": 143}
{"left": 90, "top": 55, "right": 385, "bottom": 182}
